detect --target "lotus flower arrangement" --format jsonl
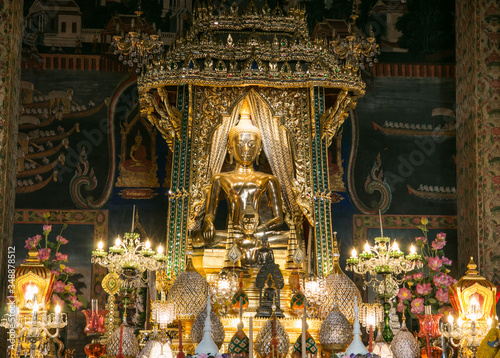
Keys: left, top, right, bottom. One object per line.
{"left": 24, "top": 213, "right": 87, "bottom": 311}
{"left": 396, "top": 217, "right": 456, "bottom": 318}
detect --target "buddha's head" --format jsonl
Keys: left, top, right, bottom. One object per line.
{"left": 228, "top": 99, "right": 262, "bottom": 166}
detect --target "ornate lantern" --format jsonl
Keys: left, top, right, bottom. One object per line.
{"left": 14, "top": 248, "right": 55, "bottom": 314}
{"left": 167, "top": 256, "right": 210, "bottom": 320}
{"left": 449, "top": 257, "right": 497, "bottom": 322}
{"left": 448, "top": 257, "right": 498, "bottom": 353}
{"left": 320, "top": 233, "right": 362, "bottom": 324}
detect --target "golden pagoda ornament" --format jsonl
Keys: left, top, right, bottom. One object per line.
{"left": 14, "top": 248, "right": 55, "bottom": 315}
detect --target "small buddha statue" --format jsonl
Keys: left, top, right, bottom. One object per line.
{"left": 194, "top": 98, "right": 285, "bottom": 267}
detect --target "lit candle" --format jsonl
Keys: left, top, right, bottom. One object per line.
{"left": 98, "top": 241, "right": 104, "bottom": 250}
{"left": 378, "top": 209, "right": 384, "bottom": 237}
{"left": 145, "top": 240, "right": 151, "bottom": 250}
{"left": 92, "top": 298, "right": 98, "bottom": 311}
{"left": 55, "top": 304, "right": 61, "bottom": 325}
{"left": 115, "top": 236, "right": 121, "bottom": 246}
{"left": 302, "top": 297, "right": 307, "bottom": 358}
{"left": 131, "top": 204, "right": 136, "bottom": 231}
{"left": 351, "top": 248, "right": 358, "bottom": 258}
{"left": 157, "top": 245, "right": 163, "bottom": 255}
{"left": 364, "top": 242, "right": 370, "bottom": 253}
{"left": 410, "top": 244, "right": 416, "bottom": 254}
{"left": 392, "top": 241, "right": 399, "bottom": 251}
{"left": 32, "top": 302, "right": 39, "bottom": 324}
{"left": 249, "top": 316, "right": 253, "bottom": 358}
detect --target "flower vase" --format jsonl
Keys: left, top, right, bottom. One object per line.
{"left": 84, "top": 338, "right": 106, "bottom": 358}
{"left": 416, "top": 306, "right": 442, "bottom": 358}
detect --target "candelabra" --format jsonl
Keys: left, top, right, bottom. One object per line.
{"left": 346, "top": 212, "right": 422, "bottom": 342}
{"left": 111, "top": 2, "right": 163, "bottom": 72}
{"left": 441, "top": 306, "right": 495, "bottom": 357}
{"left": 92, "top": 232, "right": 167, "bottom": 285}
{"left": 1, "top": 302, "right": 67, "bottom": 358}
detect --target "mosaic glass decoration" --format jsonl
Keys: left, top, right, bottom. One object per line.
{"left": 107, "top": 325, "right": 140, "bottom": 358}
{"left": 167, "top": 257, "right": 209, "bottom": 319}
{"left": 255, "top": 317, "right": 290, "bottom": 358}
{"left": 191, "top": 308, "right": 225, "bottom": 348}
{"left": 319, "top": 303, "right": 353, "bottom": 354}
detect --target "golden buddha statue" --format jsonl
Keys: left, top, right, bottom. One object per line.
{"left": 193, "top": 99, "right": 285, "bottom": 267}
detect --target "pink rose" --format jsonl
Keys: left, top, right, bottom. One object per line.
{"left": 43, "top": 224, "right": 52, "bottom": 233}
{"left": 442, "top": 257, "right": 452, "bottom": 265}
{"left": 38, "top": 248, "right": 51, "bottom": 262}
{"left": 68, "top": 284, "right": 77, "bottom": 294}
{"left": 52, "top": 252, "right": 68, "bottom": 262}
{"left": 411, "top": 297, "right": 425, "bottom": 314}
{"left": 397, "top": 287, "right": 413, "bottom": 301}
{"left": 402, "top": 274, "right": 412, "bottom": 281}
{"left": 436, "top": 232, "right": 447, "bottom": 240}
{"left": 446, "top": 275, "right": 457, "bottom": 286}
{"left": 63, "top": 266, "right": 75, "bottom": 274}
{"left": 436, "top": 288, "right": 449, "bottom": 303}
{"left": 431, "top": 239, "right": 446, "bottom": 250}
{"left": 416, "top": 283, "right": 432, "bottom": 295}
{"left": 56, "top": 235, "right": 69, "bottom": 244}
{"left": 415, "top": 236, "right": 427, "bottom": 243}
{"left": 427, "top": 256, "right": 443, "bottom": 271}
{"left": 51, "top": 269, "right": 60, "bottom": 276}
{"left": 51, "top": 295, "right": 65, "bottom": 307}
{"left": 396, "top": 300, "right": 404, "bottom": 313}
{"left": 53, "top": 280, "right": 66, "bottom": 294}
{"left": 413, "top": 272, "right": 424, "bottom": 280}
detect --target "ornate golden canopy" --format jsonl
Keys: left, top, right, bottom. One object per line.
{"left": 138, "top": 1, "right": 377, "bottom": 276}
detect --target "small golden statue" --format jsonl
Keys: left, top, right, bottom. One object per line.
{"left": 193, "top": 99, "right": 285, "bottom": 267}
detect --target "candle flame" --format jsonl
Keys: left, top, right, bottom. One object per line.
{"left": 351, "top": 248, "right": 357, "bottom": 258}
{"left": 98, "top": 241, "right": 104, "bottom": 250}
{"left": 410, "top": 244, "right": 416, "bottom": 254}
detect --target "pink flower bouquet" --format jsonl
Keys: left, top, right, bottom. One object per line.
{"left": 25, "top": 215, "right": 87, "bottom": 312}
{"left": 396, "top": 217, "right": 456, "bottom": 318}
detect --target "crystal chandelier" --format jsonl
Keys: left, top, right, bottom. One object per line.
{"left": 208, "top": 269, "right": 239, "bottom": 316}
{"left": 359, "top": 302, "right": 384, "bottom": 352}
{"left": 152, "top": 291, "right": 176, "bottom": 329}
{"left": 1, "top": 301, "right": 67, "bottom": 357}
{"left": 303, "top": 273, "right": 324, "bottom": 312}
{"left": 111, "top": 1, "right": 163, "bottom": 73}
{"left": 330, "top": 10, "right": 380, "bottom": 71}
{"left": 91, "top": 232, "right": 167, "bottom": 282}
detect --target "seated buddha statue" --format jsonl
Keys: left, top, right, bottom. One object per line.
{"left": 193, "top": 99, "right": 285, "bottom": 267}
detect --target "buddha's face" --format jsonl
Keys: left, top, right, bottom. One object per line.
{"left": 229, "top": 132, "right": 261, "bottom": 166}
